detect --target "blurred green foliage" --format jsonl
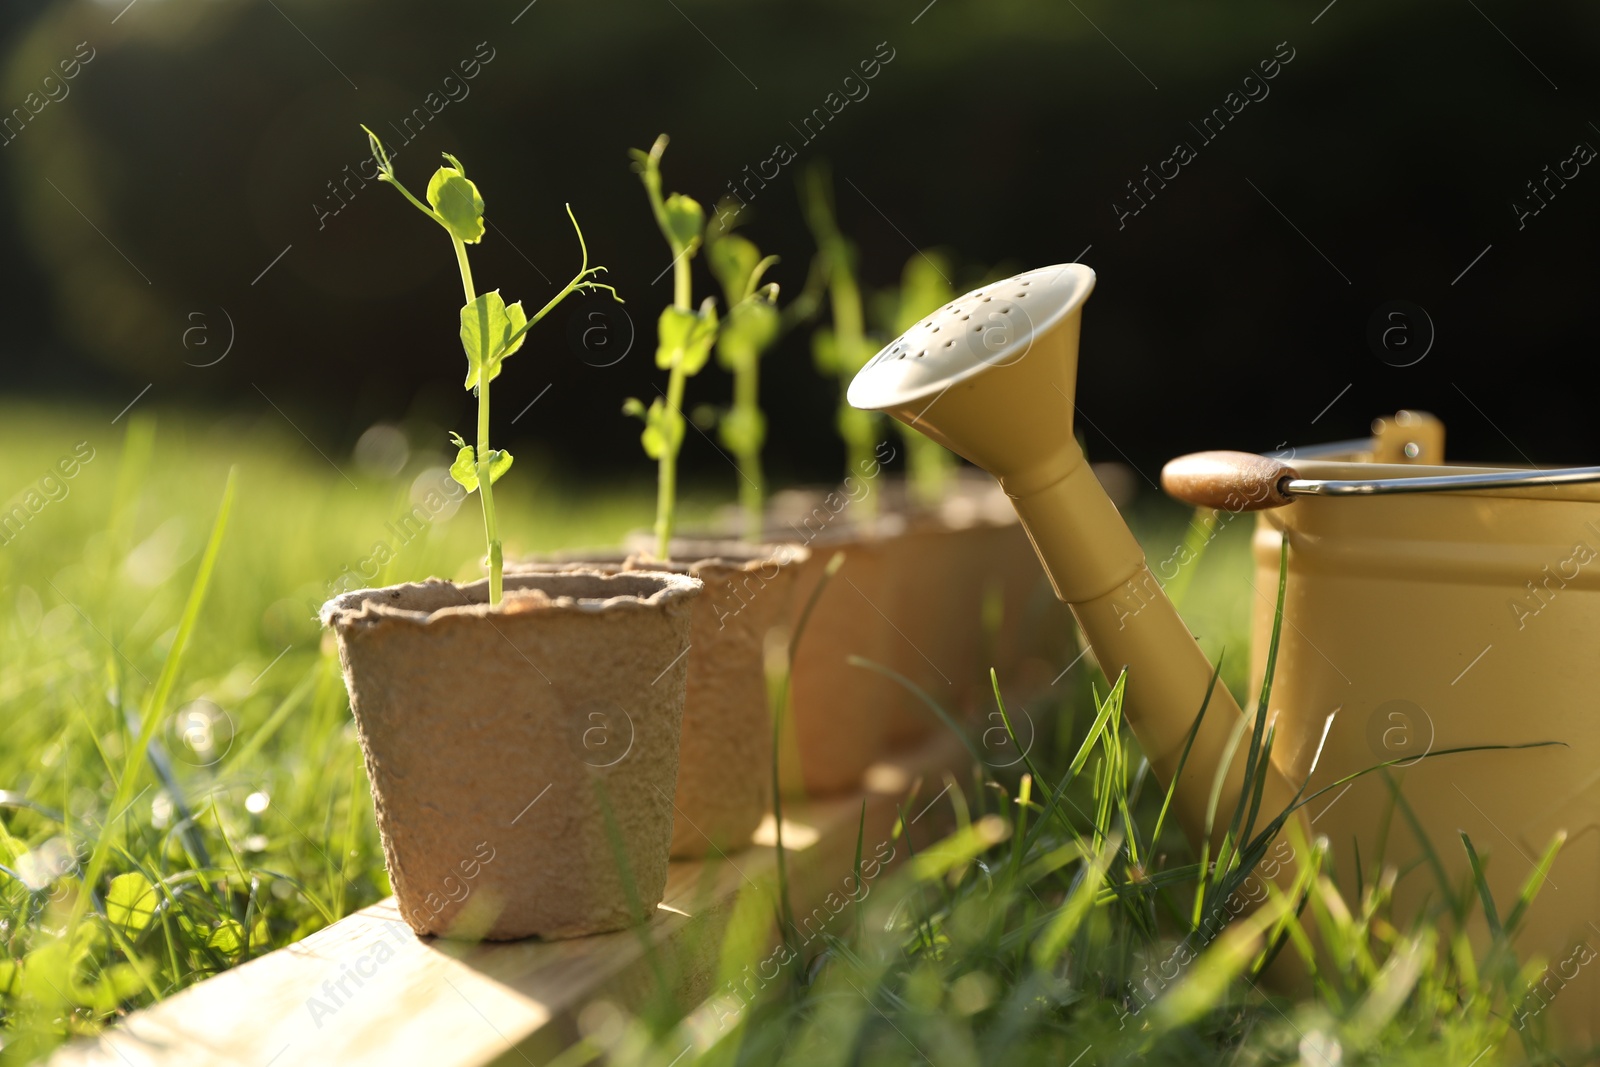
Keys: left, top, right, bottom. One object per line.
{"left": 0, "top": 405, "right": 702, "bottom": 1061}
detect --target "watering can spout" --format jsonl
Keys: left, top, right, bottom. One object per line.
{"left": 848, "top": 264, "right": 1308, "bottom": 860}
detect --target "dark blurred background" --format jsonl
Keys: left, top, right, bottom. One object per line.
{"left": 2, "top": 0, "right": 1597, "bottom": 487}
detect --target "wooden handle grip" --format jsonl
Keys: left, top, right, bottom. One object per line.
{"left": 1160, "top": 451, "right": 1298, "bottom": 511}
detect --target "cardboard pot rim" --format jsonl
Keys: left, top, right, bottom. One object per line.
{"left": 319, "top": 570, "right": 702, "bottom": 631}
{"left": 509, "top": 541, "right": 812, "bottom": 579}
{"left": 627, "top": 539, "right": 812, "bottom": 575}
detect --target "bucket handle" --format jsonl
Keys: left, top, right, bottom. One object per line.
{"left": 1161, "top": 450, "right": 1600, "bottom": 512}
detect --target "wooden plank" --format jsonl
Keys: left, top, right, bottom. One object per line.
{"left": 49, "top": 731, "right": 969, "bottom": 1067}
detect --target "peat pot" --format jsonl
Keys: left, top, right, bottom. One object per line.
{"left": 641, "top": 542, "right": 809, "bottom": 858}
{"left": 879, "top": 474, "right": 1067, "bottom": 744}
{"left": 513, "top": 541, "right": 809, "bottom": 858}
{"left": 770, "top": 514, "right": 902, "bottom": 796}
{"left": 321, "top": 570, "right": 701, "bottom": 941}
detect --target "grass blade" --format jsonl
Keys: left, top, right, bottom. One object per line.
{"left": 1150, "top": 652, "right": 1225, "bottom": 850}
{"left": 1232, "top": 536, "right": 1289, "bottom": 860}
{"left": 1503, "top": 830, "right": 1564, "bottom": 938}
{"left": 71, "top": 467, "right": 238, "bottom": 932}
{"left": 1031, "top": 833, "right": 1119, "bottom": 969}
{"left": 846, "top": 655, "right": 983, "bottom": 767}
{"left": 771, "top": 550, "right": 845, "bottom": 941}
{"left": 1458, "top": 831, "right": 1502, "bottom": 940}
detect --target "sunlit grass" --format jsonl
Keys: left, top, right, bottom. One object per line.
{"left": 572, "top": 530, "right": 1581, "bottom": 1067}
{"left": 0, "top": 405, "right": 1585, "bottom": 1065}
{"left": 0, "top": 405, "right": 681, "bottom": 1064}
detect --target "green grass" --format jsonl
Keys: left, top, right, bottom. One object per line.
{"left": 589, "top": 692, "right": 1576, "bottom": 1064}
{"left": 552, "top": 514, "right": 1582, "bottom": 1065}
{"left": 0, "top": 406, "right": 1586, "bottom": 1065}
{"left": 0, "top": 404, "right": 692, "bottom": 1064}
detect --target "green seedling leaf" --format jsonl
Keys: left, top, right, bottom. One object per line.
{"left": 364, "top": 129, "right": 615, "bottom": 611}
{"left": 460, "top": 291, "right": 528, "bottom": 389}
{"left": 501, "top": 301, "right": 529, "bottom": 358}
{"left": 105, "top": 871, "right": 158, "bottom": 936}
{"left": 362, "top": 123, "right": 393, "bottom": 179}
{"left": 662, "top": 192, "right": 705, "bottom": 250}
{"left": 656, "top": 306, "right": 697, "bottom": 370}
{"left": 842, "top": 333, "right": 878, "bottom": 375}
{"left": 690, "top": 402, "right": 718, "bottom": 430}
{"left": 890, "top": 251, "right": 954, "bottom": 335}
{"left": 812, "top": 327, "right": 841, "bottom": 375}
{"left": 483, "top": 448, "right": 513, "bottom": 485}
{"left": 449, "top": 444, "right": 478, "bottom": 490}
{"left": 718, "top": 404, "right": 766, "bottom": 456}
{"left": 717, "top": 297, "right": 779, "bottom": 373}
{"left": 709, "top": 232, "right": 762, "bottom": 300}
{"left": 427, "top": 161, "right": 485, "bottom": 244}
{"left": 812, "top": 327, "right": 875, "bottom": 377}
{"left": 635, "top": 397, "right": 681, "bottom": 459}
{"left": 655, "top": 300, "right": 718, "bottom": 375}
{"left": 642, "top": 427, "right": 665, "bottom": 458}
{"left": 449, "top": 446, "right": 513, "bottom": 493}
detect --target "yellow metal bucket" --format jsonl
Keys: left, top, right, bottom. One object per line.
{"left": 1244, "top": 431, "right": 1600, "bottom": 1041}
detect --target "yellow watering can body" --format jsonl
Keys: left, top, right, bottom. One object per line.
{"left": 1249, "top": 454, "right": 1600, "bottom": 1041}
{"left": 848, "top": 264, "right": 1599, "bottom": 1048}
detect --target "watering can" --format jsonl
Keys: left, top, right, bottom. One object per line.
{"left": 847, "top": 264, "right": 1600, "bottom": 1044}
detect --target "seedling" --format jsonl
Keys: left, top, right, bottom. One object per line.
{"left": 799, "top": 162, "right": 881, "bottom": 517}
{"left": 875, "top": 252, "right": 958, "bottom": 508}
{"left": 624, "top": 135, "right": 719, "bottom": 560}
{"left": 362, "top": 126, "right": 617, "bottom": 605}
{"left": 706, "top": 206, "right": 781, "bottom": 541}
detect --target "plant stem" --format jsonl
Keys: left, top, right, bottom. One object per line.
{"left": 801, "top": 165, "right": 880, "bottom": 519}
{"left": 478, "top": 366, "right": 503, "bottom": 605}
{"left": 829, "top": 255, "right": 864, "bottom": 345}
{"left": 500, "top": 206, "right": 618, "bottom": 350}
{"left": 453, "top": 236, "right": 503, "bottom": 606}
{"left": 634, "top": 137, "right": 697, "bottom": 563}
{"left": 673, "top": 247, "right": 692, "bottom": 314}
{"left": 902, "top": 428, "right": 956, "bottom": 510}
{"left": 655, "top": 370, "right": 683, "bottom": 561}
{"left": 829, "top": 262, "right": 879, "bottom": 519}
{"left": 453, "top": 234, "right": 476, "bottom": 299}
{"left": 735, "top": 357, "right": 764, "bottom": 541}
{"left": 654, "top": 238, "right": 694, "bottom": 561}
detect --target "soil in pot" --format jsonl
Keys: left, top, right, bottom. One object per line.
{"left": 321, "top": 570, "right": 701, "bottom": 941}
